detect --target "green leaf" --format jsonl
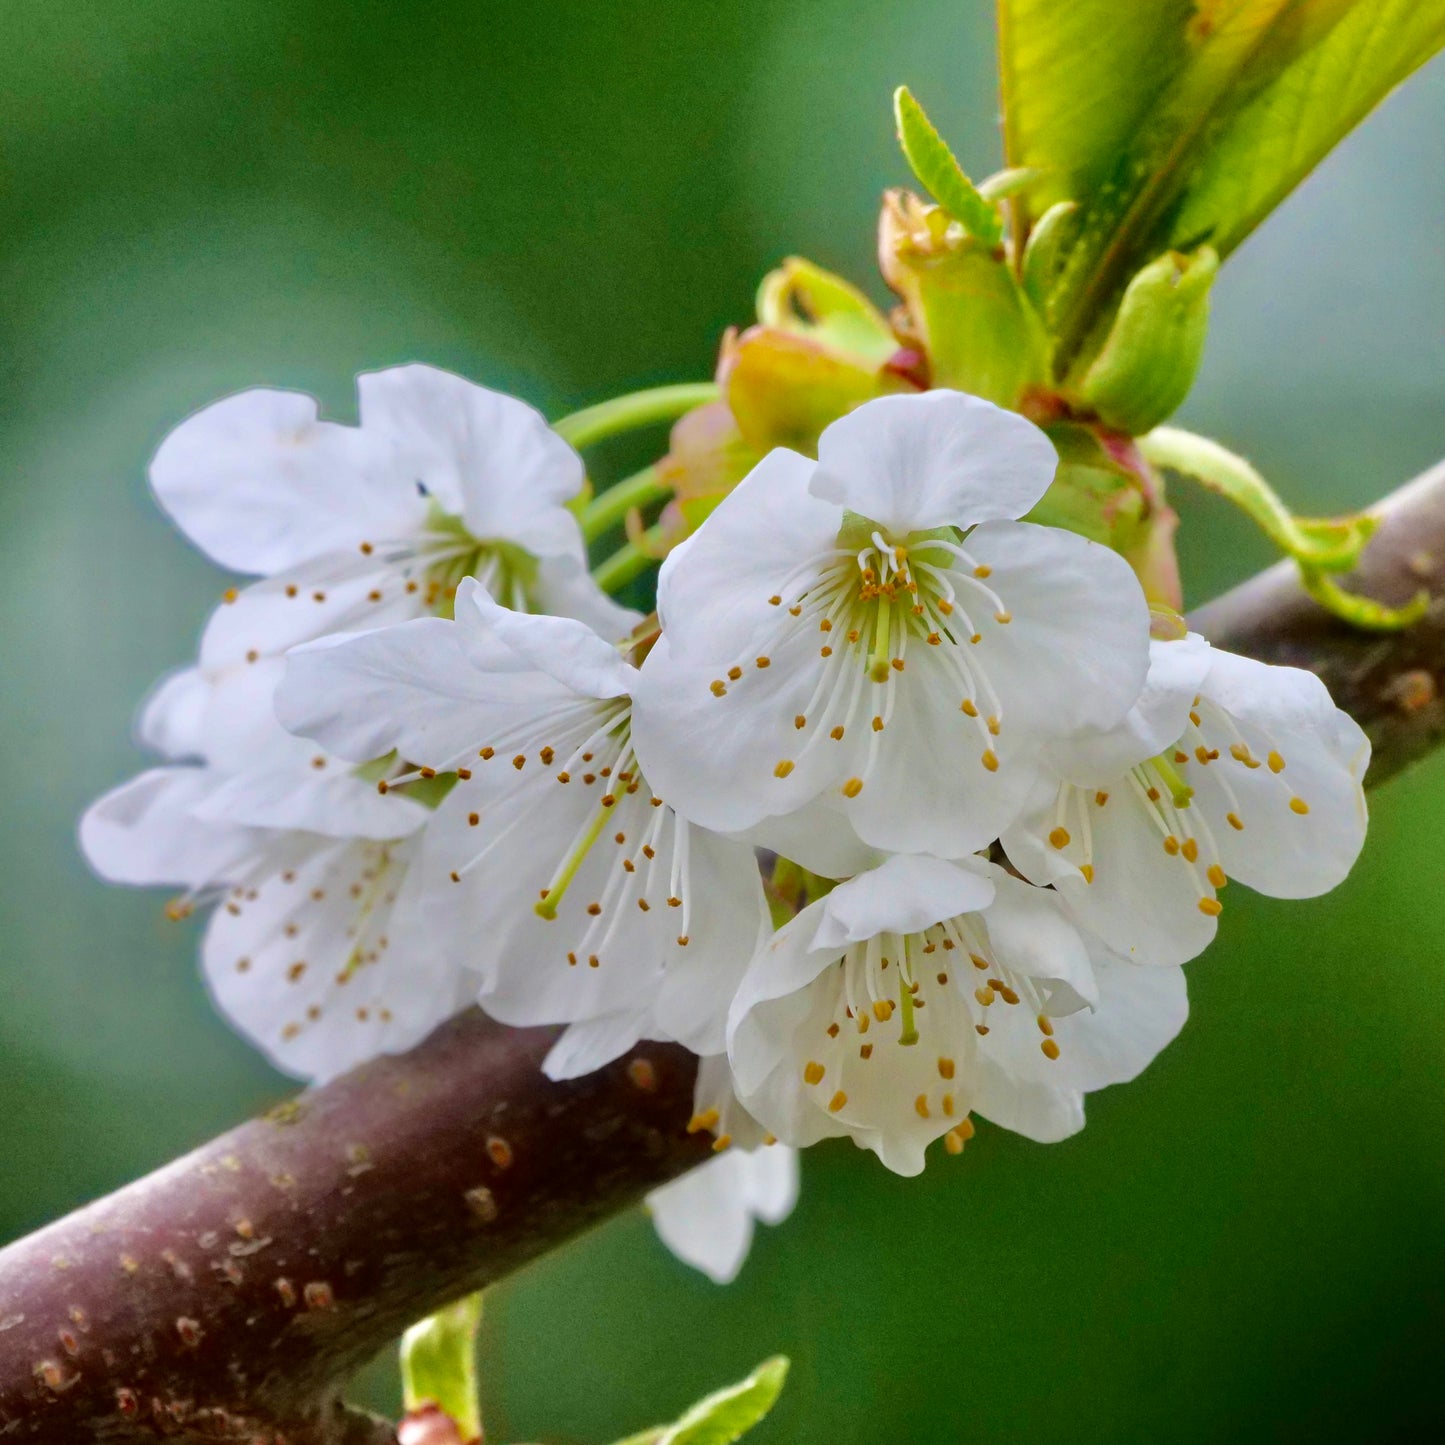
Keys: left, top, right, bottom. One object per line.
{"left": 399, "top": 1293, "right": 484, "bottom": 1443}
{"left": 893, "top": 86, "right": 1002, "bottom": 244}
{"left": 999, "top": 0, "right": 1445, "bottom": 366}
{"left": 610, "top": 1357, "right": 790, "bottom": 1445}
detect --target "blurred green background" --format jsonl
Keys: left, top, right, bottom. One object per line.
{"left": 2, "top": 2, "right": 1443, "bottom": 1440}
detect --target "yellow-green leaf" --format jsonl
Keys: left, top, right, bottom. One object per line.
{"left": 999, "top": 0, "right": 1445, "bottom": 366}
{"left": 894, "top": 85, "right": 1003, "bottom": 244}
{"left": 610, "top": 1357, "right": 790, "bottom": 1445}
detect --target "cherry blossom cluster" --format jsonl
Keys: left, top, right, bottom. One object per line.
{"left": 83, "top": 368, "right": 1369, "bottom": 1282}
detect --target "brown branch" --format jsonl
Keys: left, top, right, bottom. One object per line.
{"left": 3, "top": 461, "right": 1444, "bottom": 1443}
{"left": 0, "top": 1019, "right": 707, "bottom": 1443}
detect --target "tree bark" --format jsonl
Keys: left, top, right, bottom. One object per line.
{"left": 3, "top": 461, "right": 1444, "bottom": 1443}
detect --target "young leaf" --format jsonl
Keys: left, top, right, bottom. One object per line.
{"left": 610, "top": 1356, "right": 790, "bottom": 1445}
{"left": 893, "top": 85, "right": 1003, "bottom": 245}
{"left": 998, "top": 0, "right": 1445, "bottom": 365}
{"left": 399, "top": 1293, "right": 485, "bottom": 1444}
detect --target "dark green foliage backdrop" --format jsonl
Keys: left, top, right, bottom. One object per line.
{"left": 1, "top": 3, "right": 1442, "bottom": 1439}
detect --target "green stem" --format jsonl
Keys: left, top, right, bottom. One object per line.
{"left": 1139, "top": 426, "right": 1377, "bottom": 571}
{"left": 553, "top": 382, "right": 719, "bottom": 451}
{"left": 400, "top": 1292, "right": 484, "bottom": 1441}
{"left": 1299, "top": 565, "right": 1430, "bottom": 633}
{"left": 593, "top": 526, "right": 667, "bottom": 594}
{"left": 581, "top": 464, "right": 671, "bottom": 542}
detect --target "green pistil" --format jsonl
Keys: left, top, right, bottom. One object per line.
{"left": 1151, "top": 753, "right": 1194, "bottom": 809}
{"left": 869, "top": 594, "right": 893, "bottom": 682}
{"left": 897, "top": 976, "right": 920, "bottom": 1047}
{"left": 534, "top": 798, "right": 617, "bottom": 920}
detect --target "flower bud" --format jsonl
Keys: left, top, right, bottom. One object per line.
{"left": 1074, "top": 244, "right": 1219, "bottom": 436}
{"left": 879, "top": 188, "right": 1050, "bottom": 409}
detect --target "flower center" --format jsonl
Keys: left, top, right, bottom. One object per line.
{"left": 439, "top": 699, "right": 698, "bottom": 968}
{"left": 712, "top": 521, "right": 1017, "bottom": 793}
{"left": 796, "top": 913, "right": 1064, "bottom": 1138}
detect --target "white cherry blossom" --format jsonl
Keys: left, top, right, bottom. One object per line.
{"left": 277, "top": 580, "right": 772, "bottom": 1075}
{"left": 151, "top": 364, "right": 635, "bottom": 679}
{"left": 1000, "top": 633, "right": 1371, "bottom": 966}
{"left": 632, "top": 390, "right": 1153, "bottom": 871}
{"left": 80, "top": 656, "right": 470, "bottom": 1082}
{"left": 646, "top": 1057, "right": 799, "bottom": 1284}
{"left": 727, "top": 853, "right": 1187, "bottom": 1176}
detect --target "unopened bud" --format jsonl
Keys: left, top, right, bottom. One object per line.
{"left": 880, "top": 189, "right": 1049, "bottom": 409}
{"left": 1075, "top": 244, "right": 1219, "bottom": 435}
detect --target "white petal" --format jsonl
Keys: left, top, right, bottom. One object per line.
{"left": 1044, "top": 632, "right": 1211, "bottom": 787}
{"left": 810, "top": 390, "right": 1058, "bottom": 532}
{"left": 462, "top": 579, "right": 637, "bottom": 700}
{"left": 543, "top": 1011, "right": 650, "bottom": 1081}
{"left": 198, "top": 554, "right": 425, "bottom": 672}
{"left": 651, "top": 827, "right": 771, "bottom": 1058}
{"left": 654, "top": 447, "right": 837, "bottom": 658}
{"left": 966, "top": 519, "right": 1152, "bottom": 737}
{"left": 190, "top": 759, "right": 427, "bottom": 842}
{"left": 1001, "top": 777, "right": 1218, "bottom": 967}
{"left": 811, "top": 854, "right": 995, "bottom": 952}
{"left": 970, "top": 1062, "right": 1086, "bottom": 1144}
{"left": 1047, "top": 951, "right": 1188, "bottom": 1092}
{"left": 357, "top": 365, "right": 586, "bottom": 558}
{"left": 533, "top": 552, "right": 643, "bottom": 644}
{"left": 981, "top": 871, "right": 1099, "bottom": 1009}
{"left": 735, "top": 798, "right": 887, "bottom": 881}
{"left": 79, "top": 767, "right": 265, "bottom": 890}
{"left": 202, "top": 833, "right": 469, "bottom": 1082}
{"left": 1191, "top": 649, "right": 1369, "bottom": 898}
{"left": 277, "top": 615, "right": 564, "bottom": 769}
{"left": 647, "top": 1145, "right": 797, "bottom": 1285}
{"left": 138, "top": 666, "right": 215, "bottom": 761}
{"left": 150, "top": 388, "right": 421, "bottom": 574}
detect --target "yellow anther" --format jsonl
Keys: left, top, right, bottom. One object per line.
{"left": 1163, "top": 835, "right": 1180, "bottom": 855}
{"left": 687, "top": 1109, "right": 720, "bottom": 1134}
{"left": 944, "top": 1129, "right": 966, "bottom": 1154}
{"left": 937, "top": 1057, "right": 955, "bottom": 1079}
{"left": 820, "top": 646, "right": 833, "bottom": 657}
{"left": 872, "top": 715, "right": 885, "bottom": 732}
{"left": 830, "top": 725, "right": 846, "bottom": 740}
{"left": 1048, "top": 826, "right": 1071, "bottom": 850}
{"left": 774, "top": 759, "right": 795, "bottom": 778}
{"left": 828, "top": 1091, "right": 848, "bottom": 1113}
{"left": 914, "top": 1094, "right": 931, "bottom": 1118}
{"left": 756, "top": 656, "right": 771, "bottom": 669}
{"left": 794, "top": 714, "right": 807, "bottom": 729}
{"left": 1198, "top": 897, "right": 1223, "bottom": 917}
{"left": 712, "top": 1134, "right": 732, "bottom": 1151}
{"left": 974, "top": 987, "right": 994, "bottom": 1007}
{"left": 994, "top": 611, "right": 1012, "bottom": 624}
{"left": 1268, "top": 750, "right": 1286, "bottom": 773}
{"left": 981, "top": 749, "right": 999, "bottom": 772}
{"left": 891, "top": 657, "right": 905, "bottom": 672}
{"left": 1289, "top": 797, "right": 1310, "bottom": 815}
{"left": 859, "top": 1043, "right": 874, "bottom": 1059}
{"left": 1181, "top": 838, "right": 1199, "bottom": 863}
{"left": 842, "top": 777, "right": 864, "bottom": 798}
{"left": 856, "top": 1010, "right": 870, "bottom": 1034}
{"left": 709, "top": 679, "right": 726, "bottom": 696}
{"left": 969, "top": 952, "right": 988, "bottom": 970}
{"left": 1079, "top": 863, "right": 1095, "bottom": 884}
{"left": 974, "top": 564, "right": 992, "bottom": 578}
{"left": 961, "top": 699, "right": 978, "bottom": 717}
{"left": 1189, "top": 710, "right": 1201, "bottom": 727}
{"left": 1040, "top": 1039, "right": 1061, "bottom": 1061}
{"left": 1226, "top": 811, "right": 1245, "bottom": 831}
{"left": 1095, "top": 791, "right": 1109, "bottom": 806}
{"left": 768, "top": 595, "right": 782, "bottom": 606}
{"left": 872, "top": 999, "right": 894, "bottom": 1022}
{"left": 1037, "top": 1014, "right": 1054, "bottom": 1036}
{"left": 802, "top": 1061, "right": 825, "bottom": 1085}
{"left": 987, "top": 715, "right": 1001, "bottom": 736}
